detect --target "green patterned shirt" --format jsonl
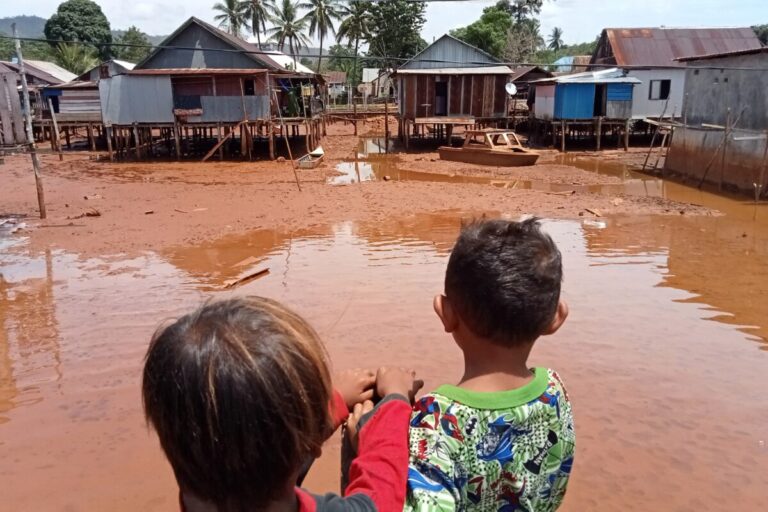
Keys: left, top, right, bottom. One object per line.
{"left": 404, "top": 368, "right": 575, "bottom": 511}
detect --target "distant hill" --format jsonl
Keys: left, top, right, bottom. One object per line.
{"left": 0, "top": 15, "right": 167, "bottom": 46}
{"left": 0, "top": 15, "right": 46, "bottom": 38}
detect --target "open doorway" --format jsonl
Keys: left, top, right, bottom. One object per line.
{"left": 594, "top": 84, "right": 607, "bottom": 117}
{"left": 435, "top": 81, "right": 447, "bottom": 116}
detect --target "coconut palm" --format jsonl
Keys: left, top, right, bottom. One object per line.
{"left": 53, "top": 43, "right": 99, "bottom": 75}
{"left": 267, "top": 0, "right": 311, "bottom": 68}
{"left": 299, "top": 0, "right": 343, "bottom": 73}
{"left": 548, "top": 27, "right": 564, "bottom": 51}
{"left": 213, "top": 0, "right": 250, "bottom": 37}
{"left": 336, "top": 0, "right": 372, "bottom": 83}
{"left": 245, "top": 0, "right": 275, "bottom": 48}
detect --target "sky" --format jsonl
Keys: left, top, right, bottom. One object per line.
{"left": 1, "top": 0, "right": 767, "bottom": 46}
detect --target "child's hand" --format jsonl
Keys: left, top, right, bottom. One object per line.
{"left": 375, "top": 367, "right": 424, "bottom": 404}
{"left": 345, "top": 400, "right": 374, "bottom": 454}
{"left": 334, "top": 368, "right": 376, "bottom": 410}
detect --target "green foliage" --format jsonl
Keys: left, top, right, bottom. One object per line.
{"left": 753, "top": 24, "right": 768, "bottom": 45}
{"left": 365, "top": 0, "right": 426, "bottom": 69}
{"left": 299, "top": 0, "right": 343, "bottom": 72}
{"left": 245, "top": 0, "right": 276, "bottom": 48}
{"left": 53, "top": 42, "right": 98, "bottom": 74}
{"left": 327, "top": 43, "right": 360, "bottom": 82}
{"left": 267, "top": 0, "right": 311, "bottom": 60}
{"left": 450, "top": 4, "right": 512, "bottom": 58}
{"left": 548, "top": 27, "right": 563, "bottom": 51}
{"left": 115, "top": 26, "right": 151, "bottom": 63}
{"left": 44, "top": 0, "right": 113, "bottom": 59}
{"left": 533, "top": 37, "right": 598, "bottom": 64}
{"left": 0, "top": 32, "right": 55, "bottom": 61}
{"left": 213, "top": 0, "right": 250, "bottom": 36}
{"left": 336, "top": 1, "right": 372, "bottom": 85}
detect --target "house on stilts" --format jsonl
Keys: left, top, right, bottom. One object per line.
{"left": 394, "top": 34, "right": 528, "bottom": 147}
{"left": 98, "top": 17, "right": 325, "bottom": 161}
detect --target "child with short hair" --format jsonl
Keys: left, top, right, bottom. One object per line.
{"left": 142, "top": 296, "right": 422, "bottom": 512}
{"left": 405, "top": 218, "right": 575, "bottom": 511}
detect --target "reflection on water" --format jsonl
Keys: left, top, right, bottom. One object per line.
{"left": 1, "top": 208, "right": 768, "bottom": 510}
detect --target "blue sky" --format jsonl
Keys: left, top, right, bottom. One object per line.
{"left": 2, "top": 0, "right": 767, "bottom": 45}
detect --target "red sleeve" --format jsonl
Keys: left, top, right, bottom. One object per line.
{"left": 343, "top": 396, "right": 411, "bottom": 510}
{"left": 331, "top": 389, "right": 350, "bottom": 430}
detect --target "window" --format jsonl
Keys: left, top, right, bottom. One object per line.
{"left": 649, "top": 79, "right": 671, "bottom": 100}
{"left": 244, "top": 79, "right": 255, "bottom": 96}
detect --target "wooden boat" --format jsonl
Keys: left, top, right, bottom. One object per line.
{"left": 438, "top": 130, "right": 539, "bottom": 167}
{"left": 297, "top": 146, "right": 324, "bottom": 169}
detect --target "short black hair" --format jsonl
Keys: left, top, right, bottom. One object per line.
{"left": 445, "top": 217, "right": 563, "bottom": 345}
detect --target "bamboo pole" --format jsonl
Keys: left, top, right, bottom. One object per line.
{"left": 271, "top": 89, "right": 301, "bottom": 192}
{"left": 13, "top": 23, "right": 46, "bottom": 219}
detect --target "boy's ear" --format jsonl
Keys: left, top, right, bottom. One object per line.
{"left": 542, "top": 299, "right": 569, "bottom": 336}
{"left": 433, "top": 294, "right": 459, "bottom": 333}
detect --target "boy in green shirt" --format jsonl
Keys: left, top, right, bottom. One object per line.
{"left": 405, "top": 218, "right": 575, "bottom": 511}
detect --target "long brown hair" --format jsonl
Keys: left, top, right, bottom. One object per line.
{"left": 142, "top": 296, "right": 333, "bottom": 511}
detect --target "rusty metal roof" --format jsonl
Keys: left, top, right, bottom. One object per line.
{"left": 509, "top": 66, "right": 554, "bottom": 82}
{"left": 600, "top": 28, "right": 762, "bottom": 67}
{"left": 129, "top": 68, "right": 270, "bottom": 76}
{"left": 676, "top": 46, "right": 768, "bottom": 62}
{"left": 325, "top": 71, "right": 347, "bottom": 84}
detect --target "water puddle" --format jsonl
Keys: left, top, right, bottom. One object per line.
{"left": 2, "top": 211, "right": 768, "bottom": 510}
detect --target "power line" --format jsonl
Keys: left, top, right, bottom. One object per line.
{"left": 2, "top": 34, "right": 768, "bottom": 73}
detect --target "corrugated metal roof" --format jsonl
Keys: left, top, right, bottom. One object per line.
{"left": 599, "top": 27, "right": 762, "bottom": 67}
{"left": 399, "top": 34, "right": 500, "bottom": 70}
{"left": 25, "top": 60, "right": 77, "bottom": 83}
{"left": 0, "top": 62, "right": 15, "bottom": 74}
{"left": 260, "top": 50, "right": 314, "bottom": 73}
{"left": 509, "top": 66, "right": 553, "bottom": 81}
{"left": 129, "top": 68, "right": 269, "bottom": 75}
{"left": 532, "top": 68, "right": 641, "bottom": 84}
{"left": 396, "top": 66, "right": 514, "bottom": 75}
{"left": 112, "top": 60, "right": 136, "bottom": 70}
{"left": 324, "top": 71, "right": 347, "bottom": 84}
{"left": 48, "top": 80, "right": 99, "bottom": 90}
{"left": 676, "top": 46, "right": 768, "bottom": 62}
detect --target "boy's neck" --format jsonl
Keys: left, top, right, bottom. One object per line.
{"left": 456, "top": 335, "right": 536, "bottom": 393}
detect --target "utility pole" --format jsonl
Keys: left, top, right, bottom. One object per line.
{"left": 13, "top": 23, "right": 47, "bottom": 219}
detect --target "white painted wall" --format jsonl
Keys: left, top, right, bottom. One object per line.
{"left": 626, "top": 69, "right": 686, "bottom": 119}
{"left": 534, "top": 85, "right": 556, "bottom": 120}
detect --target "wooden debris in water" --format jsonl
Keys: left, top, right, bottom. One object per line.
{"left": 223, "top": 268, "right": 270, "bottom": 290}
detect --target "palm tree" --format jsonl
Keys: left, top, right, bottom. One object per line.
{"left": 336, "top": 0, "right": 372, "bottom": 84}
{"left": 213, "top": 0, "right": 250, "bottom": 37}
{"left": 53, "top": 43, "right": 99, "bottom": 75}
{"left": 267, "top": 0, "right": 311, "bottom": 69}
{"left": 299, "top": 0, "right": 343, "bottom": 73}
{"left": 245, "top": 0, "right": 275, "bottom": 49}
{"left": 548, "top": 27, "right": 564, "bottom": 51}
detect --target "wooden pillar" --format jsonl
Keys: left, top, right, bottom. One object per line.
{"left": 106, "top": 126, "right": 114, "bottom": 161}
{"left": 560, "top": 120, "right": 566, "bottom": 153}
{"left": 217, "top": 123, "right": 223, "bottom": 160}
{"left": 87, "top": 123, "right": 96, "bottom": 152}
{"left": 268, "top": 122, "right": 275, "bottom": 160}
{"left": 133, "top": 123, "right": 141, "bottom": 159}
{"left": 404, "top": 120, "right": 410, "bottom": 149}
{"left": 64, "top": 127, "right": 71, "bottom": 149}
{"left": 305, "top": 120, "right": 311, "bottom": 153}
{"left": 624, "top": 119, "right": 630, "bottom": 152}
{"left": 173, "top": 123, "right": 181, "bottom": 160}
{"left": 47, "top": 98, "right": 63, "bottom": 161}
{"left": 596, "top": 117, "right": 602, "bottom": 151}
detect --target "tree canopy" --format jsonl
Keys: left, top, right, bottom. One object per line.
{"left": 365, "top": 0, "right": 427, "bottom": 69}
{"left": 114, "top": 26, "right": 151, "bottom": 63}
{"left": 450, "top": 4, "right": 512, "bottom": 58}
{"left": 44, "top": 0, "right": 112, "bottom": 59}
{"left": 753, "top": 24, "right": 768, "bottom": 45}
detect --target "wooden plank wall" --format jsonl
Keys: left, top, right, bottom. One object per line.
{"left": 0, "top": 72, "right": 24, "bottom": 145}
{"left": 401, "top": 74, "right": 508, "bottom": 120}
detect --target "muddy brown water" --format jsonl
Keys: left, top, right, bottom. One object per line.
{"left": 2, "top": 151, "right": 768, "bottom": 510}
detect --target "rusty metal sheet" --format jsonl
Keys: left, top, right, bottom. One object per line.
{"left": 604, "top": 27, "right": 762, "bottom": 67}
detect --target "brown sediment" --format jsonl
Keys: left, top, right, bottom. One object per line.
{"left": 2, "top": 122, "right": 767, "bottom": 511}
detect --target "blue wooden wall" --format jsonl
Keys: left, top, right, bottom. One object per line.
{"left": 554, "top": 83, "right": 595, "bottom": 119}
{"left": 607, "top": 83, "right": 633, "bottom": 101}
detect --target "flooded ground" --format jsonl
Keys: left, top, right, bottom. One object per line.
{"left": 2, "top": 141, "right": 768, "bottom": 510}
